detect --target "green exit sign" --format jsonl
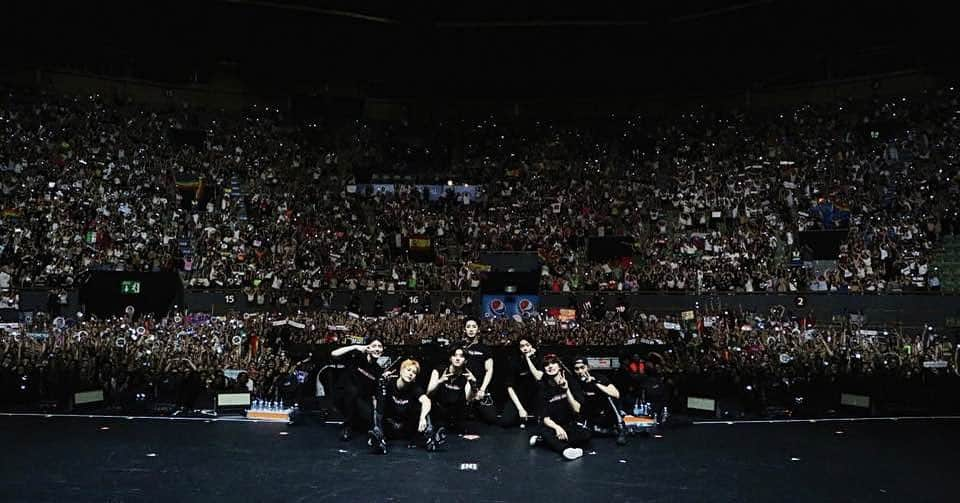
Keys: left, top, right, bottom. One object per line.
{"left": 121, "top": 281, "right": 141, "bottom": 294}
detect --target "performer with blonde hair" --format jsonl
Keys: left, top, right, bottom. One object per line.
{"left": 369, "top": 359, "right": 446, "bottom": 454}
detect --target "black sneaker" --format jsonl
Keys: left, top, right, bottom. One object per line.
{"left": 528, "top": 434, "right": 542, "bottom": 447}
{"left": 368, "top": 429, "right": 387, "bottom": 455}
{"left": 340, "top": 426, "right": 352, "bottom": 442}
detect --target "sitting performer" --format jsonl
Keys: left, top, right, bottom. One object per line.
{"left": 572, "top": 357, "right": 627, "bottom": 445}
{"left": 330, "top": 337, "right": 387, "bottom": 441}
{"left": 427, "top": 347, "right": 477, "bottom": 433}
{"left": 368, "top": 359, "right": 446, "bottom": 454}
{"left": 498, "top": 337, "right": 543, "bottom": 428}
{"left": 459, "top": 319, "right": 498, "bottom": 424}
{"left": 529, "top": 354, "right": 591, "bottom": 460}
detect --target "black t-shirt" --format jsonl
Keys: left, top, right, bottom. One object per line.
{"left": 385, "top": 379, "right": 425, "bottom": 419}
{"left": 460, "top": 340, "right": 492, "bottom": 385}
{"left": 579, "top": 374, "right": 613, "bottom": 416}
{"left": 337, "top": 350, "right": 384, "bottom": 396}
{"left": 506, "top": 353, "right": 542, "bottom": 400}
{"left": 539, "top": 375, "right": 583, "bottom": 426}
{"left": 433, "top": 366, "right": 469, "bottom": 405}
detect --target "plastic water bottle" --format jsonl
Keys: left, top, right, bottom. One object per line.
{"left": 279, "top": 400, "right": 284, "bottom": 411}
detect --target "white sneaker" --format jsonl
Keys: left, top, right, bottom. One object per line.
{"left": 562, "top": 447, "right": 583, "bottom": 460}
{"left": 528, "top": 435, "right": 541, "bottom": 447}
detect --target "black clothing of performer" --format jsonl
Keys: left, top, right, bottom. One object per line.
{"left": 537, "top": 378, "right": 591, "bottom": 455}
{"left": 499, "top": 353, "right": 543, "bottom": 427}
{"left": 333, "top": 351, "right": 383, "bottom": 431}
{"left": 460, "top": 340, "right": 498, "bottom": 424}
{"left": 430, "top": 367, "right": 470, "bottom": 432}
{"left": 370, "top": 378, "right": 441, "bottom": 453}
{"left": 579, "top": 374, "right": 626, "bottom": 437}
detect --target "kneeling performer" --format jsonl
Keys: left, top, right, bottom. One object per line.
{"left": 369, "top": 359, "right": 446, "bottom": 454}
{"left": 427, "top": 347, "right": 476, "bottom": 433}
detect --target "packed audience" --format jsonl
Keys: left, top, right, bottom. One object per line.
{"left": 2, "top": 86, "right": 960, "bottom": 298}
{"left": 0, "top": 311, "right": 300, "bottom": 408}
{"left": 1, "top": 306, "right": 955, "bottom": 411}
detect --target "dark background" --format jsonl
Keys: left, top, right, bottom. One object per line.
{"left": 4, "top": 1, "right": 955, "bottom": 104}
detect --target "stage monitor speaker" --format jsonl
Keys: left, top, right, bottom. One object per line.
{"left": 217, "top": 392, "right": 251, "bottom": 408}
{"left": 840, "top": 393, "right": 870, "bottom": 409}
{"left": 74, "top": 389, "right": 104, "bottom": 406}
{"left": 686, "top": 396, "right": 717, "bottom": 413}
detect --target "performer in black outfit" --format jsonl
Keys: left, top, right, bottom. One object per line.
{"left": 499, "top": 337, "right": 543, "bottom": 428}
{"left": 572, "top": 357, "right": 627, "bottom": 445}
{"left": 459, "top": 319, "right": 498, "bottom": 424}
{"left": 529, "top": 353, "right": 591, "bottom": 460}
{"left": 368, "top": 359, "right": 445, "bottom": 454}
{"left": 330, "top": 337, "right": 387, "bottom": 441}
{"left": 427, "top": 346, "right": 477, "bottom": 433}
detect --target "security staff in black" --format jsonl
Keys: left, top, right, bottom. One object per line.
{"left": 459, "top": 319, "right": 498, "bottom": 424}
{"left": 530, "top": 354, "right": 591, "bottom": 460}
{"left": 427, "top": 347, "right": 476, "bottom": 433}
{"left": 368, "top": 359, "right": 446, "bottom": 454}
{"left": 330, "top": 338, "right": 386, "bottom": 441}
{"left": 498, "top": 337, "right": 543, "bottom": 427}
{"left": 572, "top": 357, "right": 627, "bottom": 446}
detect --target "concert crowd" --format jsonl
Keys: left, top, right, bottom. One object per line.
{"left": 3, "top": 86, "right": 960, "bottom": 301}
{"left": 1, "top": 307, "right": 955, "bottom": 417}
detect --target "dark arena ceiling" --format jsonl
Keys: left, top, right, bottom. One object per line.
{"left": 6, "top": 0, "right": 954, "bottom": 99}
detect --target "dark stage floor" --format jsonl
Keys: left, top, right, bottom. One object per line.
{"left": 0, "top": 414, "right": 956, "bottom": 503}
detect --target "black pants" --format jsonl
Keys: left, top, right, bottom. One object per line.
{"left": 468, "top": 397, "right": 498, "bottom": 425}
{"left": 432, "top": 397, "right": 468, "bottom": 432}
{"left": 498, "top": 391, "right": 539, "bottom": 427}
{"left": 334, "top": 382, "right": 374, "bottom": 431}
{"left": 372, "top": 382, "right": 433, "bottom": 445}
{"left": 540, "top": 421, "right": 591, "bottom": 454}
{"left": 377, "top": 414, "right": 428, "bottom": 442}
{"left": 581, "top": 398, "right": 626, "bottom": 436}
